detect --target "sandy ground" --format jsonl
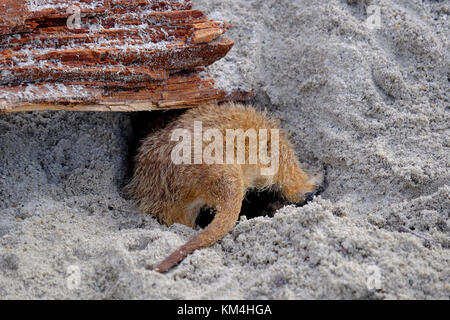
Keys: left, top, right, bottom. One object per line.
{"left": 0, "top": 0, "right": 449, "bottom": 299}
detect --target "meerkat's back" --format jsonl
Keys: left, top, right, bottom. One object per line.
{"left": 127, "top": 103, "right": 320, "bottom": 272}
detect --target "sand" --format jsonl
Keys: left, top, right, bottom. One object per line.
{"left": 0, "top": 0, "right": 449, "bottom": 299}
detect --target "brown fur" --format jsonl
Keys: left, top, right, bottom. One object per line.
{"left": 126, "top": 103, "right": 319, "bottom": 272}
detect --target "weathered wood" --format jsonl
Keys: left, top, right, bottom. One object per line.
{"left": 0, "top": 0, "right": 248, "bottom": 112}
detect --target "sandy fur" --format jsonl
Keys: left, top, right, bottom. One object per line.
{"left": 127, "top": 103, "right": 318, "bottom": 272}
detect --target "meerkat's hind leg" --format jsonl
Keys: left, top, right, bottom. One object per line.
{"left": 154, "top": 167, "right": 244, "bottom": 273}
{"left": 158, "top": 198, "right": 205, "bottom": 228}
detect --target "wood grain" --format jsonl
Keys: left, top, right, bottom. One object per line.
{"left": 0, "top": 0, "right": 249, "bottom": 112}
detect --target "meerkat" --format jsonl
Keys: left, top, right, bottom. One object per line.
{"left": 127, "top": 102, "right": 323, "bottom": 273}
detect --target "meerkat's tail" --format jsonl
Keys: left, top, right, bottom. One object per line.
{"left": 155, "top": 174, "right": 244, "bottom": 273}
{"left": 154, "top": 203, "right": 241, "bottom": 273}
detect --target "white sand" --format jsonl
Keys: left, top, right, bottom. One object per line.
{"left": 0, "top": 0, "right": 449, "bottom": 299}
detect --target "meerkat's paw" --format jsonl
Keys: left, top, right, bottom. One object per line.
{"left": 304, "top": 165, "right": 328, "bottom": 203}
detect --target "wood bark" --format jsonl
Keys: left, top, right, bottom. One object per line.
{"left": 0, "top": 0, "right": 249, "bottom": 112}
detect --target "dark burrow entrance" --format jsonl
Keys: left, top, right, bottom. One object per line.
{"left": 195, "top": 189, "right": 290, "bottom": 228}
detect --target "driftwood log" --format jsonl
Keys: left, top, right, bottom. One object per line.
{"left": 0, "top": 0, "right": 248, "bottom": 112}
